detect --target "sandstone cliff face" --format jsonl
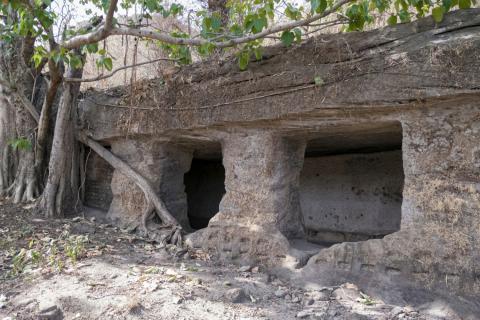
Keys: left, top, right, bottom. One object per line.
{"left": 79, "top": 9, "right": 480, "bottom": 302}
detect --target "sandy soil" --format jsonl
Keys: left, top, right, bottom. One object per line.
{"left": 0, "top": 200, "right": 463, "bottom": 320}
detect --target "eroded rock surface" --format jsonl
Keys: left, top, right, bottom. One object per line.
{"left": 78, "top": 9, "right": 480, "bottom": 312}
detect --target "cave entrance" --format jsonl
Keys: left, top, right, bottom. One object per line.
{"left": 184, "top": 147, "right": 226, "bottom": 230}
{"left": 300, "top": 121, "right": 404, "bottom": 245}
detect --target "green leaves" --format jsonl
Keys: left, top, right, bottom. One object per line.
{"left": 202, "top": 13, "right": 224, "bottom": 37}
{"left": 160, "top": 32, "right": 192, "bottom": 65}
{"left": 237, "top": 42, "right": 264, "bottom": 70}
{"left": 84, "top": 43, "right": 99, "bottom": 55}
{"left": 458, "top": 0, "right": 471, "bottom": 8}
{"left": 398, "top": 9, "right": 411, "bottom": 23}
{"left": 432, "top": 6, "right": 445, "bottom": 22}
{"left": 387, "top": 15, "right": 398, "bottom": 26}
{"left": 281, "top": 31, "right": 295, "bottom": 46}
{"left": 96, "top": 55, "right": 113, "bottom": 71}
{"left": 9, "top": 138, "right": 32, "bottom": 151}
{"left": 280, "top": 28, "right": 302, "bottom": 47}
{"left": 345, "top": 1, "right": 372, "bottom": 31}
{"left": 69, "top": 54, "right": 84, "bottom": 69}
{"left": 285, "top": 4, "right": 302, "bottom": 20}
{"left": 3, "top": 0, "right": 477, "bottom": 83}
{"left": 244, "top": 13, "right": 268, "bottom": 34}
{"left": 238, "top": 50, "right": 250, "bottom": 71}
{"left": 311, "top": 0, "right": 327, "bottom": 14}
{"left": 32, "top": 46, "right": 47, "bottom": 68}
{"left": 314, "top": 76, "right": 324, "bottom": 85}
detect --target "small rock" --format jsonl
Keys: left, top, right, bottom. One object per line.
{"left": 310, "top": 290, "right": 330, "bottom": 301}
{"left": 304, "top": 298, "right": 315, "bottom": 306}
{"left": 172, "top": 296, "right": 183, "bottom": 304}
{"left": 110, "top": 274, "right": 118, "bottom": 279}
{"left": 144, "top": 281, "right": 159, "bottom": 292}
{"left": 272, "top": 279, "right": 284, "bottom": 286}
{"left": 274, "top": 289, "right": 287, "bottom": 298}
{"left": 284, "top": 294, "right": 292, "bottom": 300}
{"left": 72, "top": 217, "right": 81, "bottom": 222}
{"left": 37, "top": 305, "right": 63, "bottom": 320}
{"left": 292, "top": 296, "right": 301, "bottom": 303}
{"left": 165, "top": 269, "right": 177, "bottom": 276}
{"left": 0, "top": 302, "right": 6, "bottom": 309}
{"left": 390, "top": 306, "right": 403, "bottom": 316}
{"left": 297, "top": 310, "right": 313, "bottom": 318}
{"left": 251, "top": 266, "right": 259, "bottom": 273}
{"left": 332, "top": 284, "right": 361, "bottom": 301}
{"left": 225, "top": 288, "right": 247, "bottom": 303}
{"left": 0, "top": 295, "right": 6, "bottom": 302}
{"left": 239, "top": 265, "right": 251, "bottom": 272}
{"left": 403, "top": 306, "right": 415, "bottom": 313}
{"left": 16, "top": 298, "right": 35, "bottom": 308}
{"left": 89, "top": 217, "right": 96, "bottom": 223}
{"left": 223, "top": 281, "right": 232, "bottom": 286}
{"left": 39, "top": 301, "right": 57, "bottom": 313}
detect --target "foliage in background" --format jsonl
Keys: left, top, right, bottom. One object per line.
{"left": 0, "top": 0, "right": 475, "bottom": 73}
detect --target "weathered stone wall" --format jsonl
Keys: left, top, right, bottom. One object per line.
{"left": 302, "top": 104, "right": 480, "bottom": 299}
{"left": 107, "top": 139, "right": 192, "bottom": 229}
{"left": 84, "top": 150, "right": 114, "bottom": 211}
{"left": 300, "top": 150, "right": 403, "bottom": 243}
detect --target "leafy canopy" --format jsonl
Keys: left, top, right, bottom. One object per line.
{"left": 0, "top": 0, "right": 474, "bottom": 72}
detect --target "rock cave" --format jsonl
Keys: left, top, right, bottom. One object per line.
{"left": 78, "top": 9, "right": 480, "bottom": 303}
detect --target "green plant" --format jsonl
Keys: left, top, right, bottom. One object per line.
{"left": 358, "top": 292, "right": 376, "bottom": 306}
{"left": 11, "top": 248, "right": 27, "bottom": 275}
{"left": 64, "top": 235, "right": 88, "bottom": 263}
{"left": 8, "top": 138, "right": 32, "bottom": 151}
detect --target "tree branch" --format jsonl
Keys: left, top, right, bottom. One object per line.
{"left": 65, "top": 57, "right": 178, "bottom": 83}
{"left": 62, "top": 0, "right": 353, "bottom": 50}
{"left": 61, "top": 0, "right": 118, "bottom": 49}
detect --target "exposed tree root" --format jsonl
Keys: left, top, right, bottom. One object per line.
{"left": 11, "top": 153, "right": 38, "bottom": 203}
{"left": 77, "top": 132, "right": 183, "bottom": 246}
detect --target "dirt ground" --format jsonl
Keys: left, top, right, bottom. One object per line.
{"left": 0, "top": 200, "right": 469, "bottom": 320}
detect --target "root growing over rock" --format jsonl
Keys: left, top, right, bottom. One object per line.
{"left": 77, "top": 132, "right": 183, "bottom": 246}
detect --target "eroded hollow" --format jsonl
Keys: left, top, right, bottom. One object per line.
{"left": 300, "top": 121, "right": 404, "bottom": 245}
{"left": 184, "top": 149, "right": 226, "bottom": 230}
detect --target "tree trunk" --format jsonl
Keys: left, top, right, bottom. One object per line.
{"left": 0, "top": 89, "right": 16, "bottom": 196}
{"left": 0, "top": 21, "right": 41, "bottom": 202}
{"left": 8, "top": 106, "right": 38, "bottom": 203}
{"left": 34, "top": 79, "right": 59, "bottom": 186}
{"left": 35, "top": 60, "right": 62, "bottom": 184}
{"left": 40, "top": 64, "right": 83, "bottom": 217}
